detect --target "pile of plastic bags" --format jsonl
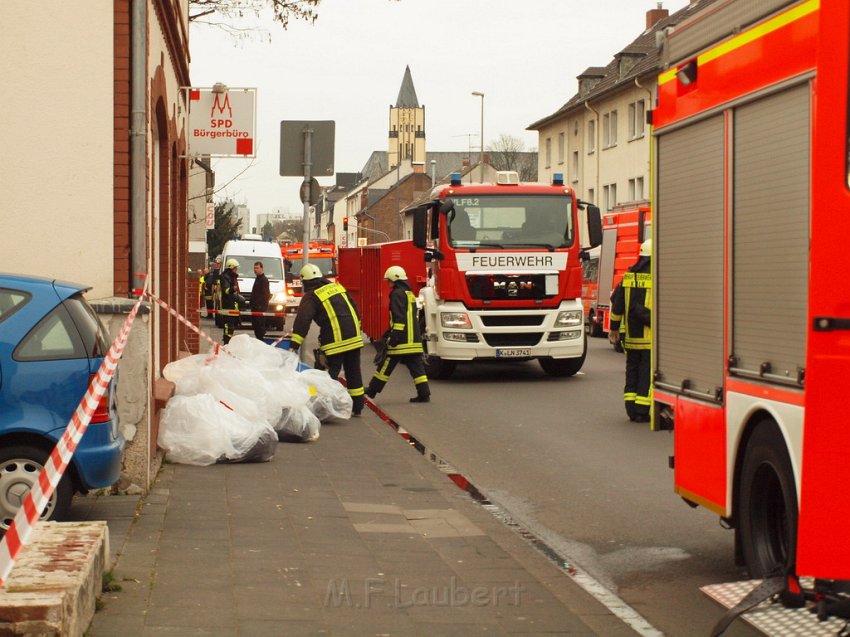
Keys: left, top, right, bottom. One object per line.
{"left": 157, "top": 334, "right": 353, "bottom": 465}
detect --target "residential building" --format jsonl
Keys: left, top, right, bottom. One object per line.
{"left": 2, "top": 1, "right": 192, "bottom": 493}
{"left": 527, "top": 3, "right": 712, "bottom": 211}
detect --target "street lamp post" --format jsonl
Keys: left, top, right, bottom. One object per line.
{"left": 471, "top": 91, "right": 484, "bottom": 170}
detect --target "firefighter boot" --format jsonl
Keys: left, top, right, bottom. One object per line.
{"left": 352, "top": 395, "right": 364, "bottom": 417}
{"left": 409, "top": 385, "right": 431, "bottom": 403}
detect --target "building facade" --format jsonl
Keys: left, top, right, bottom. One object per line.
{"left": 2, "top": 0, "right": 192, "bottom": 492}
{"left": 527, "top": 4, "right": 691, "bottom": 210}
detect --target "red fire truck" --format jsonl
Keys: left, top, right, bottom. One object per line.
{"left": 407, "top": 171, "right": 601, "bottom": 378}
{"left": 653, "top": 0, "right": 850, "bottom": 612}
{"left": 589, "top": 203, "right": 651, "bottom": 339}
{"left": 281, "top": 240, "right": 337, "bottom": 313}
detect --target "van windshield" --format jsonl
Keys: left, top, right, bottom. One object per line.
{"left": 230, "top": 256, "right": 284, "bottom": 280}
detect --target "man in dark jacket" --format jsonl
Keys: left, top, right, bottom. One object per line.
{"left": 250, "top": 261, "right": 272, "bottom": 341}
{"left": 220, "top": 258, "right": 247, "bottom": 345}
{"left": 290, "top": 263, "right": 366, "bottom": 416}
{"left": 609, "top": 239, "right": 652, "bottom": 422}
{"left": 365, "top": 266, "right": 431, "bottom": 404}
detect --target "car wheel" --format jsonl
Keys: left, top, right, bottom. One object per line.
{"left": 739, "top": 421, "right": 798, "bottom": 578}
{"left": 0, "top": 445, "right": 74, "bottom": 531}
{"left": 539, "top": 336, "right": 587, "bottom": 377}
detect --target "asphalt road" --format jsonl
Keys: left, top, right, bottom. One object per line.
{"left": 367, "top": 337, "right": 761, "bottom": 637}
{"left": 198, "top": 318, "right": 760, "bottom": 636}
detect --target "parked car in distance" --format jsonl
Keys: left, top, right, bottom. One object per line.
{"left": 0, "top": 274, "right": 124, "bottom": 530}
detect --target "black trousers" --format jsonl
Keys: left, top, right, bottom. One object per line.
{"left": 223, "top": 316, "right": 239, "bottom": 345}
{"left": 327, "top": 348, "right": 366, "bottom": 413}
{"left": 624, "top": 348, "right": 651, "bottom": 421}
{"left": 252, "top": 315, "right": 267, "bottom": 341}
{"left": 367, "top": 353, "right": 430, "bottom": 398}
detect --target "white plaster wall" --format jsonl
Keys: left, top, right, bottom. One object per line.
{"left": 0, "top": 3, "right": 114, "bottom": 297}
{"left": 536, "top": 84, "right": 655, "bottom": 207}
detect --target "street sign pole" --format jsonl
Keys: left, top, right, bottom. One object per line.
{"left": 301, "top": 125, "right": 313, "bottom": 267}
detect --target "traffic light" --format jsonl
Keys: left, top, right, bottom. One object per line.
{"left": 343, "top": 217, "right": 349, "bottom": 231}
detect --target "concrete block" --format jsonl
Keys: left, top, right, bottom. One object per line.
{"left": 0, "top": 521, "right": 109, "bottom": 636}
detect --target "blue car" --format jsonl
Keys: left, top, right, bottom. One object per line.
{"left": 0, "top": 274, "right": 124, "bottom": 530}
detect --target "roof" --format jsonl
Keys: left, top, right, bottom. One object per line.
{"left": 527, "top": 0, "right": 721, "bottom": 131}
{"left": 395, "top": 65, "right": 419, "bottom": 108}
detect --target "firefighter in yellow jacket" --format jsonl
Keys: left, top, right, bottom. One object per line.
{"left": 609, "top": 239, "right": 652, "bottom": 422}
{"left": 366, "top": 266, "right": 431, "bottom": 403}
{"left": 290, "top": 264, "right": 366, "bottom": 416}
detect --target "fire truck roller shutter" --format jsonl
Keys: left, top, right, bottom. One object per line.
{"left": 731, "top": 83, "right": 809, "bottom": 385}
{"left": 655, "top": 115, "right": 725, "bottom": 400}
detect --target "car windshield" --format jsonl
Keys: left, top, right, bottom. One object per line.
{"left": 231, "top": 256, "right": 284, "bottom": 279}
{"left": 285, "top": 257, "right": 335, "bottom": 277}
{"left": 447, "top": 195, "right": 573, "bottom": 249}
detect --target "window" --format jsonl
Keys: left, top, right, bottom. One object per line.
{"left": 588, "top": 120, "right": 596, "bottom": 153}
{"left": 15, "top": 303, "right": 87, "bottom": 361}
{"left": 627, "top": 176, "right": 644, "bottom": 201}
{"left": 588, "top": 188, "right": 595, "bottom": 204}
{"left": 545, "top": 138, "right": 552, "bottom": 167}
{"left": 629, "top": 100, "right": 646, "bottom": 139}
{"left": 571, "top": 151, "right": 579, "bottom": 182}
{"left": 603, "top": 110, "right": 618, "bottom": 148}
{"left": 558, "top": 132, "right": 565, "bottom": 165}
{"left": 0, "top": 289, "right": 30, "bottom": 324}
{"left": 603, "top": 183, "right": 617, "bottom": 210}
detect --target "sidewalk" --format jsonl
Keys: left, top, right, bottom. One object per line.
{"left": 76, "top": 324, "right": 636, "bottom": 635}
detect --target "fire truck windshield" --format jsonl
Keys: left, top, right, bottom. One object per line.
{"left": 448, "top": 195, "right": 573, "bottom": 249}
{"left": 286, "top": 257, "right": 335, "bottom": 277}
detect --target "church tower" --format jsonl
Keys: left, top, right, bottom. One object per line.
{"left": 389, "top": 66, "right": 426, "bottom": 168}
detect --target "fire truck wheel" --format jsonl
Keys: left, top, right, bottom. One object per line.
{"left": 424, "top": 355, "right": 456, "bottom": 380}
{"left": 739, "top": 421, "right": 798, "bottom": 578}
{"left": 539, "top": 338, "right": 587, "bottom": 377}
{"left": 588, "top": 312, "right": 603, "bottom": 338}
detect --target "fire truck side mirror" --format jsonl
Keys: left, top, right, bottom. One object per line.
{"left": 412, "top": 204, "right": 430, "bottom": 249}
{"left": 579, "top": 204, "right": 603, "bottom": 250}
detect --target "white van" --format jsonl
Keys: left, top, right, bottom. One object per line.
{"left": 216, "top": 239, "right": 287, "bottom": 331}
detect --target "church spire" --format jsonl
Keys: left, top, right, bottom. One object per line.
{"left": 395, "top": 66, "right": 419, "bottom": 108}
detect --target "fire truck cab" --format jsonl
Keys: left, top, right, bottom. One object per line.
{"left": 409, "top": 171, "right": 602, "bottom": 379}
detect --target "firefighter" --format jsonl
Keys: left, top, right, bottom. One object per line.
{"left": 219, "top": 258, "right": 246, "bottom": 345}
{"left": 365, "top": 266, "right": 431, "bottom": 404}
{"left": 289, "top": 264, "right": 366, "bottom": 417}
{"left": 202, "top": 265, "right": 215, "bottom": 317}
{"left": 609, "top": 239, "right": 652, "bottom": 422}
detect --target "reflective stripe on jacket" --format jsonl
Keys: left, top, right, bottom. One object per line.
{"left": 387, "top": 282, "right": 423, "bottom": 355}
{"left": 291, "top": 280, "right": 363, "bottom": 355}
{"left": 609, "top": 257, "right": 652, "bottom": 350}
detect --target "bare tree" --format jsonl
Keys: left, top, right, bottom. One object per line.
{"left": 487, "top": 133, "right": 538, "bottom": 182}
{"left": 189, "top": 0, "right": 320, "bottom": 33}
{"left": 190, "top": 0, "right": 399, "bottom": 39}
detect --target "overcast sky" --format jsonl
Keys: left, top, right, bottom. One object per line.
{"left": 189, "top": 0, "right": 690, "bottom": 225}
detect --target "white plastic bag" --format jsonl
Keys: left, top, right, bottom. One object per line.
{"left": 158, "top": 394, "right": 277, "bottom": 465}
{"left": 299, "top": 368, "right": 353, "bottom": 421}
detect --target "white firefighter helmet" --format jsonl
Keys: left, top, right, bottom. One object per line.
{"left": 640, "top": 239, "right": 652, "bottom": 258}
{"left": 300, "top": 263, "right": 323, "bottom": 281}
{"left": 384, "top": 266, "right": 408, "bottom": 281}
{"left": 225, "top": 258, "right": 239, "bottom": 270}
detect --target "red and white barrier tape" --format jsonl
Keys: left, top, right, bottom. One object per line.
{"left": 135, "top": 289, "right": 231, "bottom": 358}
{"left": 0, "top": 279, "right": 150, "bottom": 588}
{"left": 201, "top": 308, "right": 289, "bottom": 317}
